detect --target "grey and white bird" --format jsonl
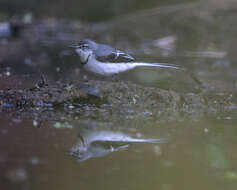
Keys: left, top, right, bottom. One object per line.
{"left": 69, "top": 39, "right": 179, "bottom": 76}
{"left": 70, "top": 130, "right": 167, "bottom": 162}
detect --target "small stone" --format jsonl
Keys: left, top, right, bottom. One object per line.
{"left": 56, "top": 67, "right": 60, "bottom": 72}
{"left": 54, "top": 122, "right": 61, "bottom": 128}
{"left": 30, "top": 157, "right": 40, "bottom": 165}
{"left": 24, "top": 58, "right": 32, "bottom": 65}
{"left": 33, "top": 120, "right": 38, "bottom": 127}
{"left": 5, "top": 71, "right": 10, "bottom": 76}
{"left": 204, "top": 128, "right": 209, "bottom": 133}
{"left": 135, "top": 133, "right": 142, "bottom": 138}
{"left": 68, "top": 105, "right": 74, "bottom": 109}
{"left": 83, "top": 75, "right": 88, "bottom": 82}
{"left": 153, "top": 145, "right": 162, "bottom": 156}
{"left": 12, "top": 118, "right": 22, "bottom": 124}
{"left": 53, "top": 122, "right": 73, "bottom": 129}
{"left": 6, "top": 168, "right": 28, "bottom": 182}
{"left": 66, "top": 124, "right": 73, "bottom": 129}
{"left": 23, "top": 12, "right": 33, "bottom": 24}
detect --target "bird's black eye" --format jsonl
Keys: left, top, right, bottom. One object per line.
{"left": 79, "top": 44, "right": 89, "bottom": 49}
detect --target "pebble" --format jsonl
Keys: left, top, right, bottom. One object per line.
{"left": 33, "top": 120, "right": 38, "bottom": 127}
{"left": 30, "top": 157, "right": 40, "bottom": 165}
{"left": 204, "top": 128, "right": 209, "bottom": 133}
{"left": 6, "top": 168, "right": 28, "bottom": 182}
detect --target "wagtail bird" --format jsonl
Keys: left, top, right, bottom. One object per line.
{"left": 70, "top": 130, "right": 167, "bottom": 162}
{"left": 69, "top": 39, "right": 179, "bottom": 76}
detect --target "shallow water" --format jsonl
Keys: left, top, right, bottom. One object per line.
{"left": 1, "top": 114, "right": 237, "bottom": 190}
{"left": 1, "top": 0, "right": 237, "bottom": 190}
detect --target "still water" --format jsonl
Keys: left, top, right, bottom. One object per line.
{"left": 0, "top": 0, "right": 237, "bottom": 190}
{"left": 1, "top": 115, "right": 237, "bottom": 190}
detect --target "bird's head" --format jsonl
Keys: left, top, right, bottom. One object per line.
{"left": 69, "top": 39, "right": 97, "bottom": 63}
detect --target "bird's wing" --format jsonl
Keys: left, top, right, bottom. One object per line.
{"left": 95, "top": 45, "right": 135, "bottom": 63}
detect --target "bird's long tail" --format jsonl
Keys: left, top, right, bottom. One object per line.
{"left": 134, "top": 62, "right": 180, "bottom": 70}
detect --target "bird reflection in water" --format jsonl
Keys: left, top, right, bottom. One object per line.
{"left": 69, "top": 130, "right": 168, "bottom": 162}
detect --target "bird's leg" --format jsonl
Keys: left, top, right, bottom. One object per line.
{"left": 115, "top": 52, "right": 119, "bottom": 59}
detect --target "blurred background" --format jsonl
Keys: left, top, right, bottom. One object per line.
{"left": 0, "top": 0, "right": 237, "bottom": 92}
{"left": 0, "top": 0, "right": 189, "bottom": 21}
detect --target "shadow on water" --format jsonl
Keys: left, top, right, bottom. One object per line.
{"left": 1, "top": 0, "right": 237, "bottom": 190}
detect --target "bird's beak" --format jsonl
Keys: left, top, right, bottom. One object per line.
{"left": 68, "top": 44, "right": 79, "bottom": 49}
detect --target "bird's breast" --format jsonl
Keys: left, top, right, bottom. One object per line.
{"left": 85, "top": 60, "right": 136, "bottom": 76}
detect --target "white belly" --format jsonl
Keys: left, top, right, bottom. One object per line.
{"left": 84, "top": 59, "right": 136, "bottom": 76}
